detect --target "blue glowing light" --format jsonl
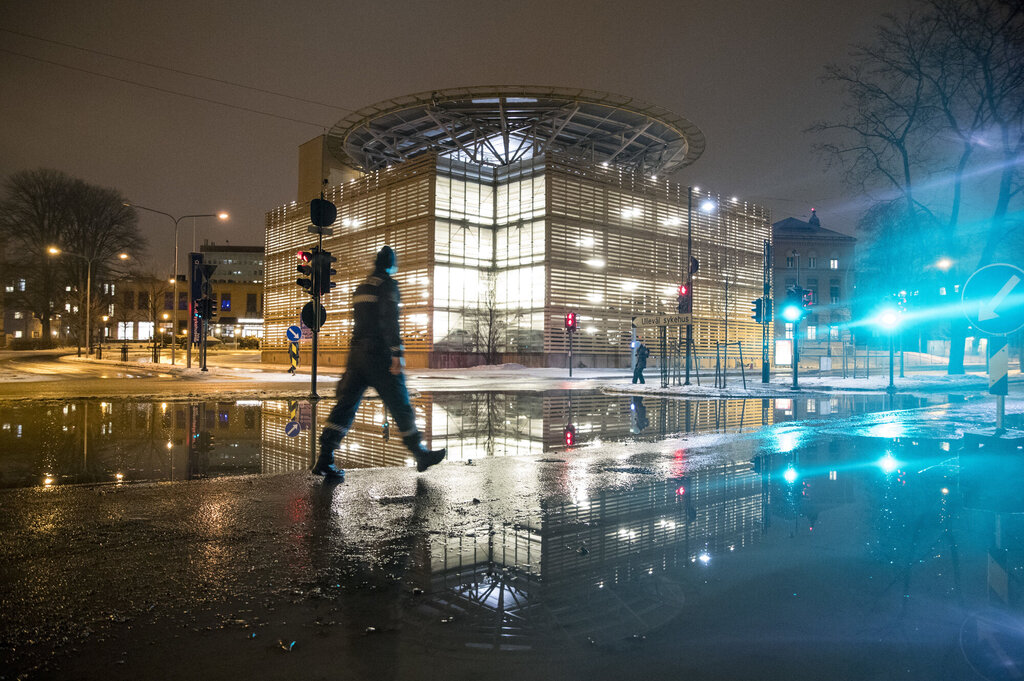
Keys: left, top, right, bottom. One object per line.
{"left": 877, "top": 453, "right": 900, "bottom": 474}
{"left": 782, "top": 303, "right": 802, "bottom": 322}
{"left": 783, "top": 466, "right": 799, "bottom": 484}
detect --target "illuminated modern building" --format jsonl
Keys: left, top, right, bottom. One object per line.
{"left": 264, "top": 87, "right": 772, "bottom": 368}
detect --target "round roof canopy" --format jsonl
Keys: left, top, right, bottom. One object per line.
{"left": 326, "top": 86, "right": 705, "bottom": 176}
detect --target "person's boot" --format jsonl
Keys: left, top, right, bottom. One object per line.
{"left": 404, "top": 435, "right": 446, "bottom": 472}
{"left": 312, "top": 443, "right": 345, "bottom": 480}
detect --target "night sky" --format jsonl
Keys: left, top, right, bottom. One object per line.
{"left": 1, "top": 0, "right": 910, "bottom": 275}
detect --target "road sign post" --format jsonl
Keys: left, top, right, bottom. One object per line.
{"left": 962, "top": 263, "right": 1023, "bottom": 433}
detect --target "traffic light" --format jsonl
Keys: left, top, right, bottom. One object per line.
{"left": 751, "top": 297, "right": 763, "bottom": 323}
{"left": 781, "top": 287, "right": 804, "bottom": 322}
{"left": 565, "top": 311, "right": 578, "bottom": 331}
{"left": 802, "top": 288, "right": 814, "bottom": 308}
{"left": 563, "top": 424, "right": 576, "bottom": 447}
{"left": 296, "top": 250, "right": 315, "bottom": 295}
{"left": 315, "top": 249, "right": 337, "bottom": 296}
{"left": 199, "top": 298, "right": 216, "bottom": 320}
{"left": 677, "top": 283, "right": 691, "bottom": 313}
{"left": 764, "top": 299, "right": 773, "bottom": 323}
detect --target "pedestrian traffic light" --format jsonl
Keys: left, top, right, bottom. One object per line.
{"left": 565, "top": 311, "right": 578, "bottom": 331}
{"left": 563, "top": 424, "right": 576, "bottom": 446}
{"left": 677, "top": 283, "right": 691, "bottom": 313}
{"left": 315, "top": 249, "right": 337, "bottom": 296}
{"left": 296, "top": 250, "right": 315, "bottom": 295}
{"left": 802, "top": 288, "right": 814, "bottom": 308}
{"left": 751, "top": 298, "right": 763, "bottom": 323}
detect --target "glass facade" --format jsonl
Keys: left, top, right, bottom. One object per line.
{"left": 263, "top": 152, "right": 771, "bottom": 368}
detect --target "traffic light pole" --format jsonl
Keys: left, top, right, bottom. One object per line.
{"left": 310, "top": 231, "right": 323, "bottom": 400}
{"left": 568, "top": 328, "right": 573, "bottom": 378}
{"left": 685, "top": 186, "right": 693, "bottom": 385}
{"left": 762, "top": 240, "right": 771, "bottom": 384}
{"left": 791, "top": 321, "right": 800, "bottom": 391}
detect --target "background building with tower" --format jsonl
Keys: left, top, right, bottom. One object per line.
{"left": 263, "top": 87, "right": 772, "bottom": 369}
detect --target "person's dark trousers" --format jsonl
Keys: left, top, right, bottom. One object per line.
{"left": 632, "top": 363, "right": 645, "bottom": 384}
{"left": 321, "top": 343, "right": 422, "bottom": 459}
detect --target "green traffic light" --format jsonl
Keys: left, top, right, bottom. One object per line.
{"left": 782, "top": 304, "right": 802, "bottom": 322}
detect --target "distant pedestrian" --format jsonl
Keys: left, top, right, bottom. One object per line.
{"left": 632, "top": 340, "right": 650, "bottom": 384}
{"left": 314, "top": 246, "right": 446, "bottom": 480}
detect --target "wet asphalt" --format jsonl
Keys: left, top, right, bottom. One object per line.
{"left": 2, "top": 397, "right": 1023, "bottom": 681}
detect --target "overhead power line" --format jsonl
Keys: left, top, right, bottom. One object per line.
{"left": 0, "top": 46, "right": 329, "bottom": 129}
{"left": 1, "top": 27, "right": 355, "bottom": 113}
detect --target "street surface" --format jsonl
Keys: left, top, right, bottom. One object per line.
{"left": 1, "top": 350, "right": 1022, "bottom": 680}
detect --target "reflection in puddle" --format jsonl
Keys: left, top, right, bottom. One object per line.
{"left": 0, "top": 391, "right": 938, "bottom": 489}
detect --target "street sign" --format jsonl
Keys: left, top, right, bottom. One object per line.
{"left": 298, "top": 402, "right": 312, "bottom": 430}
{"left": 284, "top": 421, "right": 301, "bottom": 437}
{"left": 288, "top": 341, "right": 299, "bottom": 373}
{"left": 962, "top": 263, "right": 1024, "bottom": 335}
{"left": 286, "top": 325, "right": 302, "bottom": 342}
{"left": 301, "top": 301, "right": 326, "bottom": 331}
{"left": 310, "top": 198, "right": 337, "bottom": 227}
{"left": 632, "top": 313, "right": 692, "bottom": 328}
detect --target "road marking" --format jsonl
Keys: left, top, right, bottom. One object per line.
{"left": 978, "top": 274, "right": 1020, "bottom": 321}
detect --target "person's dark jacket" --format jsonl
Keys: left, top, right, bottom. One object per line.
{"left": 636, "top": 343, "right": 650, "bottom": 368}
{"left": 351, "top": 269, "right": 403, "bottom": 357}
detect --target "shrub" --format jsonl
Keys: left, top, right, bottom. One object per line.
{"left": 237, "top": 336, "right": 260, "bottom": 350}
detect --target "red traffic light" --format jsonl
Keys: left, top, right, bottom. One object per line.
{"left": 563, "top": 424, "right": 576, "bottom": 446}
{"left": 297, "top": 250, "right": 312, "bottom": 262}
{"left": 565, "top": 311, "right": 578, "bottom": 330}
{"left": 678, "top": 283, "right": 689, "bottom": 296}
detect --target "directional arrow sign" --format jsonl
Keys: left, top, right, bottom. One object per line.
{"left": 962, "top": 263, "right": 1024, "bottom": 336}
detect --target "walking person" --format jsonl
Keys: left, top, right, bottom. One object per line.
{"left": 632, "top": 340, "right": 650, "bottom": 384}
{"left": 314, "top": 246, "right": 446, "bottom": 479}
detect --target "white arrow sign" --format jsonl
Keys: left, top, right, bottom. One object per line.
{"left": 978, "top": 274, "right": 1020, "bottom": 321}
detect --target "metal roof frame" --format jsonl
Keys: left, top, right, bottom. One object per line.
{"left": 326, "top": 86, "right": 705, "bottom": 176}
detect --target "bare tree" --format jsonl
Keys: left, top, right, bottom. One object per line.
{"left": 812, "top": 0, "right": 1024, "bottom": 374}
{"left": 467, "top": 277, "right": 506, "bottom": 365}
{"left": 0, "top": 169, "right": 144, "bottom": 348}
{"left": 0, "top": 170, "right": 74, "bottom": 344}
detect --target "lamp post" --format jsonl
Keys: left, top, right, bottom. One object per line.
{"left": 878, "top": 308, "right": 900, "bottom": 394}
{"left": 47, "top": 247, "right": 128, "bottom": 355}
{"left": 123, "top": 203, "right": 228, "bottom": 365}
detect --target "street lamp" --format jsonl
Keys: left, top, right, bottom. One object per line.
{"left": 877, "top": 307, "right": 901, "bottom": 393}
{"left": 123, "top": 203, "right": 228, "bottom": 366}
{"left": 47, "top": 247, "right": 128, "bottom": 355}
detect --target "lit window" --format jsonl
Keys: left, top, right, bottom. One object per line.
{"left": 830, "top": 259, "right": 839, "bottom": 269}
{"left": 785, "top": 323, "right": 794, "bottom": 339}
{"left": 18, "top": 279, "right": 26, "bottom": 291}
{"left": 13, "top": 311, "right": 22, "bottom": 319}
{"left": 939, "top": 287, "right": 947, "bottom": 296}
{"left": 806, "top": 325, "right": 817, "bottom": 340}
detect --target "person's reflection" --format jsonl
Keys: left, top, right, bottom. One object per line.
{"left": 307, "top": 476, "right": 435, "bottom": 681}
{"left": 630, "top": 396, "right": 649, "bottom": 434}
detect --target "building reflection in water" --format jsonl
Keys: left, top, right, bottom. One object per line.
{"left": 1, "top": 391, "right": 935, "bottom": 488}
{"left": 260, "top": 392, "right": 777, "bottom": 474}
{"left": 399, "top": 456, "right": 764, "bottom": 651}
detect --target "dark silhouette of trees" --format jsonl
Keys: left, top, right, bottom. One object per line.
{"left": 812, "top": 0, "right": 1024, "bottom": 374}
{"left": 0, "top": 169, "right": 143, "bottom": 347}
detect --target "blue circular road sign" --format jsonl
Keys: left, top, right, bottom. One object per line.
{"left": 286, "top": 325, "right": 302, "bottom": 342}
{"left": 284, "top": 421, "right": 301, "bottom": 437}
{"left": 962, "top": 263, "right": 1024, "bottom": 336}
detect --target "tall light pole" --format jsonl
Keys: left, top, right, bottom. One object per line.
{"left": 123, "top": 203, "right": 228, "bottom": 365}
{"left": 48, "top": 247, "right": 129, "bottom": 355}
{"left": 878, "top": 308, "right": 900, "bottom": 394}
